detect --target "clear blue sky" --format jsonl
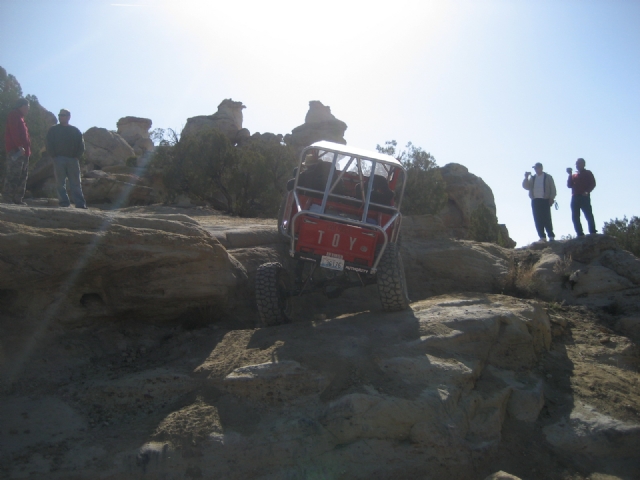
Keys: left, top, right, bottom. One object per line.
{"left": 2, "top": 0, "right": 639, "bottom": 247}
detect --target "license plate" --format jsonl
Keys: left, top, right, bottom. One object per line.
{"left": 320, "top": 255, "right": 345, "bottom": 271}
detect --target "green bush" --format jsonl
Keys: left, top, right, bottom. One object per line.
{"left": 468, "top": 203, "right": 500, "bottom": 243}
{"left": 149, "top": 129, "right": 296, "bottom": 217}
{"left": 376, "top": 140, "right": 448, "bottom": 215}
{"left": 603, "top": 216, "right": 640, "bottom": 257}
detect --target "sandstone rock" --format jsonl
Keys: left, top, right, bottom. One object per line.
{"left": 487, "top": 366, "right": 545, "bottom": 422}
{"left": 181, "top": 99, "right": 246, "bottom": 144}
{"left": 439, "top": 163, "right": 496, "bottom": 238}
{"left": 116, "top": 116, "right": 154, "bottom": 156}
{"left": 543, "top": 401, "right": 640, "bottom": 457}
{"left": 569, "top": 265, "right": 634, "bottom": 297}
{"left": 599, "top": 249, "right": 640, "bottom": 284}
{"left": 563, "top": 234, "right": 618, "bottom": 264}
{"left": 401, "top": 214, "right": 449, "bottom": 240}
{"left": 400, "top": 238, "right": 510, "bottom": 299}
{"left": 284, "top": 101, "right": 347, "bottom": 155}
{"left": 0, "top": 205, "right": 247, "bottom": 322}
{"left": 84, "top": 127, "right": 136, "bottom": 169}
{"left": 484, "top": 472, "right": 522, "bottom": 480}
{"left": 615, "top": 316, "right": 640, "bottom": 343}
{"left": 25, "top": 154, "right": 54, "bottom": 191}
{"left": 0, "top": 396, "right": 86, "bottom": 454}
{"left": 81, "top": 176, "right": 157, "bottom": 206}
{"left": 222, "top": 360, "right": 330, "bottom": 404}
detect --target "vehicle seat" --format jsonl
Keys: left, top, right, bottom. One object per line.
{"left": 355, "top": 175, "right": 394, "bottom": 206}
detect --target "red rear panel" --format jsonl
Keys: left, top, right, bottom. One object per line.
{"left": 296, "top": 216, "right": 378, "bottom": 266}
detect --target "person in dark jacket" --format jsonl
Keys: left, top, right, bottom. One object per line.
{"left": 3, "top": 98, "right": 31, "bottom": 205}
{"left": 46, "top": 109, "right": 87, "bottom": 208}
{"left": 567, "top": 157, "right": 596, "bottom": 236}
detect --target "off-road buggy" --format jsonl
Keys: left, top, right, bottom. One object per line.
{"left": 255, "top": 141, "right": 409, "bottom": 326}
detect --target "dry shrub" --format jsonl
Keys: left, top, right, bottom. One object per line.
{"left": 500, "top": 257, "right": 543, "bottom": 298}
{"left": 553, "top": 254, "right": 573, "bottom": 288}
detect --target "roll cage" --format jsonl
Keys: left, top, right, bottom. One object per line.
{"left": 279, "top": 141, "right": 406, "bottom": 274}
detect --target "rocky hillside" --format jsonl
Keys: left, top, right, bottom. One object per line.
{"left": 1, "top": 204, "right": 639, "bottom": 479}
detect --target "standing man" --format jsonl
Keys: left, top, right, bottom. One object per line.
{"left": 3, "top": 98, "right": 31, "bottom": 205}
{"left": 522, "top": 162, "right": 557, "bottom": 242}
{"left": 46, "top": 109, "right": 87, "bottom": 209}
{"left": 567, "top": 158, "right": 596, "bottom": 236}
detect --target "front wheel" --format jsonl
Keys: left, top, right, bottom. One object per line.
{"left": 255, "top": 262, "right": 292, "bottom": 326}
{"left": 376, "top": 244, "right": 410, "bottom": 311}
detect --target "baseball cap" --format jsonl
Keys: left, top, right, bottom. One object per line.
{"left": 532, "top": 162, "right": 543, "bottom": 169}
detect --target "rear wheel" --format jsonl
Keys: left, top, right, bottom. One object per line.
{"left": 255, "top": 262, "right": 292, "bottom": 326}
{"left": 376, "top": 243, "right": 410, "bottom": 311}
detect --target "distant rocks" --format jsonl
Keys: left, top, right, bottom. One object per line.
{"left": 117, "top": 116, "right": 154, "bottom": 157}
{"left": 181, "top": 99, "right": 246, "bottom": 144}
{"left": 84, "top": 127, "right": 136, "bottom": 169}
{"left": 284, "top": 101, "right": 347, "bottom": 155}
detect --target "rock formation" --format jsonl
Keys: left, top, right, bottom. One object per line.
{"left": 525, "top": 234, "right": 640, "bottom": 309}
{"left": 284, "top": 101, "right": 347, "bottom": 155}
{"left": 116, "top": 116, "right": 154, "bottom": 157}
{"left": 439, "top": 163, "right": 516, "bottom": 247}
{"left": 181, "top": 99, "right": 246, "bottom": 144}
{"left": 0, "top": 205, "right": 638, "bottom": 479}
{"left": 0, "top": 205, "right": 246, "bottom": 322}
{"left": 83, "top": 127, "right": 136, "bottom": 170}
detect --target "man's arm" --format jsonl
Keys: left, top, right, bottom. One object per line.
{"left": 567, "top": 173, "right": 574, "bottom": 188}
{"left": 586, "top": 171, "right": 596, "bottom": 193}
{"left": 75, "top": 128, "right": 85, "bottom": 158}
{"left": 46, "top": 126, "right": 56, "bottom": 157}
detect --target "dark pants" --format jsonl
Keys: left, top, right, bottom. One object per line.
{"left": 571, "top": 194, "right": 596, "bottom": 236}
{"left": 531, "top": 198, "right": 554, "bottom": 239}
{"left": 2, "top": 151, "right": 29, "bottom": 203}
{"left": 53, "top": 156, "right": 86, "bottom": 208}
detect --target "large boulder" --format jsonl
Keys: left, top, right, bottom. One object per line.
{"left": 84, "top": 127, "right": 136, "bottom": 170}
{"left": 525, "top": 235, "right": 640, "bottom": 310}
{"left": 0, "top": 205, "right": 247, "bottom": 322}
{"left": 181, "top": 99, "right": 246, "bottom": 144}
{"left": 284, "top": 101, "right": 347, "bottom": 155}
{"left": 438, "top": 163, "right": 497, "bottom": 238}
{"left": 116, "top": 116, "right": 154, "bottom": 157}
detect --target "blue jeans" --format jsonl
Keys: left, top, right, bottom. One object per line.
{"left": 571, "top": 194, "right": 596, "bottom": 236}
{"left": 53, "top": 156, "right": 86, "bottom": 208}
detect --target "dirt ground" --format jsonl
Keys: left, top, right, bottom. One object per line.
{"left": 0, "top": 207, "right": 639, "bottom": 479}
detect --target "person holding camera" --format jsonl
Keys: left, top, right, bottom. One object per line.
{"left": 522, "top": 162, "right": 557, "bottom": 242}
{"left": 567, "top": 158, "right": 596, "bottom": 236}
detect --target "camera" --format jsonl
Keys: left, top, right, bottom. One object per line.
{"left": 566, "top": 167, "right": 572, "bottom": 174}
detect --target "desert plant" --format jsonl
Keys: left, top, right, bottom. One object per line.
{"left": 376, "top": 140, "right": 448, "bottom": 216}
{"left": 553, "top": 254, "right": 573, "bottom": 286}
{"left": 149, "top": 129, "right": 297, "bottom": 216}
{"left": 603, "top": 216, "right": 640, "bottom": 257}
{"left": 468, "top": 204, "right": 500, "bottom": 244}
{"left": 500, "top": 256, "right": 543, "bottom": 298}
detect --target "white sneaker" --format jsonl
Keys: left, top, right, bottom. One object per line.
{"left": 549, "top": 236, "right": 555, "bottom": 242}
{"left": 538, "top": 237, "right": 547, "bottom": 242}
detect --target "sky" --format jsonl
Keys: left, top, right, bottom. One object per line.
{"left": 1, "top": 0, "right": 639, "bottom": 247}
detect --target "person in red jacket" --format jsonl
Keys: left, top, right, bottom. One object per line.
{"left": 3, "top": 98, "right": 31, "bottom": 205}
{"left": 567, "top": 157, "right": 597, "bottom": 236}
